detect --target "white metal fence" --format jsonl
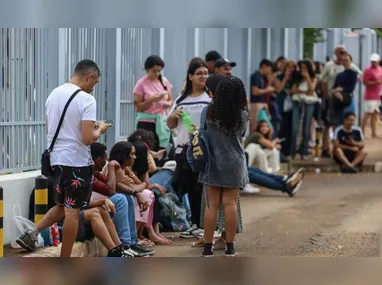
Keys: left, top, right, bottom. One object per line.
{"left": 2, "top": 28, "right": 364, "bottom": 175}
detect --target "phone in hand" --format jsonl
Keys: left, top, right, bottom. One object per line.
{"left": 163, "top": 143, "right": 173, "bottom": 160}
{"left": 104, "top": 120, "right": 114, "bottom": 125}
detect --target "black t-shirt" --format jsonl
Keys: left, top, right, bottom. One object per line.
{"left": 250, "top": 71, "right": 266, "bottom": 103}
{"left": 333, "top": 125, "right": 364, "bottom": 146}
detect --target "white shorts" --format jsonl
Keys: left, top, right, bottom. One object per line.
{"left": 364, "top": 100, "right": 381, "bottom": 113}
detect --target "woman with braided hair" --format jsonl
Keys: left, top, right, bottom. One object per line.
{"left": 200, "top": 76, "right": 249, "bottom": 257}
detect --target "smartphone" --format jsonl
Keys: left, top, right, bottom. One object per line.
{"left": 279, "top": 138, "right": 286, "bottom": 143}
{"left": 104, "top": 120, "right": 114, "bottom": 125}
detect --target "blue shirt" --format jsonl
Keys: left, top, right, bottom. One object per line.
{"left": 333, "top": 69, "right": 358, "bottom": 93}
{"left": 250, "top": 71, "right": 266, "bottom": 103}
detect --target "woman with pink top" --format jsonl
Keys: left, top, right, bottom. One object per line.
{"left": 134, "top": 55, "right": 174, "bottom": 151}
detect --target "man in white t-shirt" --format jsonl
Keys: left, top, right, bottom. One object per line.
{"left": 18, "top": 60, "right": 111, "bottom": 257}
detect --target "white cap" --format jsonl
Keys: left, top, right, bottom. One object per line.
{"left": 370, "top": 53, "right": 381, "bottom": 62}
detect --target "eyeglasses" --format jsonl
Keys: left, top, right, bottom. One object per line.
{"left": 194, "top": 72, "right": 209, "bottom": 77}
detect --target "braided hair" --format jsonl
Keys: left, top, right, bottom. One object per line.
{"left": 207, "top": 76, "right": 248, "bottom": 136}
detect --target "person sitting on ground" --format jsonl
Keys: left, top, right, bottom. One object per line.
{"left": 131, "top": 141, "right": 172, "bottom": 245}
{"left": 244, "top": 120, "right": 281, "bottom": 173}
{"left": 333, "top": 112, "right": 367, "bottom": 173}
{"left": 90, "top": 142, "right": 154, "bottom": 257}
{"left": 17, "top": 197, "right": 133, "bottom": 257}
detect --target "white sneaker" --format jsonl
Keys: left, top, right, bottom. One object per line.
{"left": 242, "top": 184, "right": 260, "bottom": 194}
{"left": 198, "top": 230, "right": 221, "bottom": 239}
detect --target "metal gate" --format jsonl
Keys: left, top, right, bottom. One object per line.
{"left": 0, "top": 28, "right": 50, "bottom": 174}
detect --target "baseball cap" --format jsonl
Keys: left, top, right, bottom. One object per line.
{"left": 205, "top": 51, "right": 222, "bottom": 62}
{"left": 370, "top": 53, "right": 381, "bottom": 62}
{"left": 214, "top": 58, "right": 237, "bottom": 68}
{"left": 205, "top": 73, "right": 225, "bottom": 94}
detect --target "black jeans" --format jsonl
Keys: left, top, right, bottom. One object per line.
{"left": 278, "top": 111, "right": 293, "bottom": 156}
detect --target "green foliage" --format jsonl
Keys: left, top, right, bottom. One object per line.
{"left": 374, "top": 28, "right": 382, "bottom": 38}
{"left": 303, "top": 28, "right": 324, "bottom": 59}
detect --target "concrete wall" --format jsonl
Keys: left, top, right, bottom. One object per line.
{"left": 0, "top": 170, "right": 39, "bottom": 244}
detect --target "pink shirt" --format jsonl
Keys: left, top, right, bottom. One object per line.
{"left": 133, "top": 75, "right": 173, "bottom": 116}
{"left": 363, "top": 66, "right": 382, "bottom": 101}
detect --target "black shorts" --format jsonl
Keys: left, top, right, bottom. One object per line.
{"left": 52, "top": 165, "right": 93, "bottom": 209}
{"left": 334, "top": 150, "right": 356, "bottom": 165}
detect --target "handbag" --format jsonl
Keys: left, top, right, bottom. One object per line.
{"left": 41, "top": 89, "right": 81, "bottom": 177}
{"left": 334, "top": 92, "right": 352, "bottom": 110}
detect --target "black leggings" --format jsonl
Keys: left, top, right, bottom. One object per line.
{"left": 173, "top": 146, "right": 203, "bottom": 227}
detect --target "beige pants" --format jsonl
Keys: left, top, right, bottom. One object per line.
{"left": 245, "top": 143, "right": 280, "bottom": 173}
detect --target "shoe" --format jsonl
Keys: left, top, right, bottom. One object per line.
{"left": 280, "top": 154, "right": 290, "bottom": 163}
{"left": 301, "top": 155, "right": 309, "bottom": 161}
{"left": 341, "top": 166, "right": 358, "bottom": 174}
{"left": 201, "top": 244, "right": 214, "bottom": 257}
{"left": 321, "top": 150, "right": 331, "bottom": 158}
{"left": 287, "top": 181, "right": 303, "bottom": 197}
{"left": 107, "top": 245, "right": 134, "bottom": 257}
{"left": 16, "top": 232, "right": 37, "bottom": 252}
{"left": 241, "top": 184, "right": 260, "bottom": 194}
{"left": 197, "top": 230, "right": 221, "bottom": 239}
{"left": 225, "top": 248, "right": 238, "bottom": 257}
{"left": 180, "top": 224, "right": 203, "bottom": 239}
{"left": 286, "top": 168, "right": 305, "bottom": 187}
{"left": 128, "top": 244, "right": 155, "bottom": 257}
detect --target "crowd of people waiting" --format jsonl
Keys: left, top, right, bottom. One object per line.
{"left": 15, "top": 43, "right": 382, "bottom": 257}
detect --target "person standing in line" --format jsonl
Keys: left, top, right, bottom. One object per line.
{"left": 361, "top": 53, "right": 382, "bottom": 138}
{"left": 214, "top": 58, "right": 237, "bottom": 77}
{"left": 205, "top": 51, "right": 222, "bottom": 74}
{"left": 167, "top": 60, "right": 211, "bottom": 239}
{"left": 134, "top": 55, "right": 174, "bottom": 152}
{"left": 38, "top": 60, "right": 111, "bottom": 257}
{"left": 320, "top": 46, "right": 362, "bottom": 158}
{"left": 201, "top": 76, "right": 249, "bottom": 257}
{"left": 249, "top": 59, "right": 275, "bottom": 134}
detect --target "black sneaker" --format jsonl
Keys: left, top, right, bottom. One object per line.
{"left": 201, "top": 244, "right": 214, "bottom": 257}
{"left": 129, "top": 244, "right": 155, "bottom": 257}
{"left": 225, "top": 248, "right": 238, "bottom": 257}
{"left": 341, "top": 166, "right": 358, "bottom": 174}
{"left": 107, "top": 245, "right": 134, "bottom": 257}
{"left": 16, "top": 232, "right": 37, "bottom": 252}
{"left": 321, "top": 150, "right": 331, "bottom": 158}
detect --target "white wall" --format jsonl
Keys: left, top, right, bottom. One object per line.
{"left": 0, "top": 170, "right": 39, "bottom": 244}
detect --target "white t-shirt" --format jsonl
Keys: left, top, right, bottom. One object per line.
{"left": 169, "top": 92, "right": 211, "bottom": 147}
{"left": 46, "top": 83, "right": 97, "bottom": 167}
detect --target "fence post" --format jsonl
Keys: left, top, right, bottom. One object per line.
{"left": 35, "top": 176, "right": 48, "bottom": 224}
{"left": 0, "top": 186, "right": 3, "bottom": 257}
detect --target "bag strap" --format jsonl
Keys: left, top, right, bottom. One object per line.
{"left": 200, "top": 106, "right": 208, "bottom": 130}
{"left": 48, "top": 89, "right": 81, "bottom": 152}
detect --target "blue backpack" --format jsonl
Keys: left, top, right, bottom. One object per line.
{"left": 186, "top": 106, "right": 211, "bottom": 174}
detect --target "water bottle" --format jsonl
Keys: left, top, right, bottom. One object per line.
{"left": 181, "top": 111, "right": 194, "bottom": 132}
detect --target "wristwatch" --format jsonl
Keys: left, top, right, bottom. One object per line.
{"left": 133, "top": 190, "right": 142, "bottom": 196}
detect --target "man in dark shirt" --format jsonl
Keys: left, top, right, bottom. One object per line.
{"left": 333, "top": 112, "right": 367, "bottom": 173}
{"left": 250, "top": 59, "right": 275, "bottom": 134}
{"left": 214, "top": 58, "right": 236, "bottom": 76}
{"left": 205, "top": 50, "right": 222, "bottom": 74}
{"left": 332, "top": 53, "right": 359, "bottom": 126}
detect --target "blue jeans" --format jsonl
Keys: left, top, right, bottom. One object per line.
{"left": 343, "top": 97, "right": 356, "bottom": 116}
{"left": 247, "top": 167, "right": 287, "bottom": 192}
{"left": 108, "top": 193, "right": 137, "bottom": 246}
{"left": 291, "top": 102, "right": 315, "bottom": 156}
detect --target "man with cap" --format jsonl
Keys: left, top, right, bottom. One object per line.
{"left": 361, "top": 53, "right": 382, "bottom": 138}
{"left": 205, "top": 51, "right": 222, "bottom": 74}
{"left": 214, "top": 58, "right": 237, "bottom": 77}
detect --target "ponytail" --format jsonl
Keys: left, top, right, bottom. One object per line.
{"left": 158, "top": 74, "right": 168, "bottom": 91}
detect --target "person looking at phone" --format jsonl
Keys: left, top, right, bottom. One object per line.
{"left": 333, "top": 112, "right": 367, "bottom": 173}
{"left": 134, "top": 55, "right": 174, "bottom": 151}
{"left": 167, "top": 59, "right": 211, "bottom": 239}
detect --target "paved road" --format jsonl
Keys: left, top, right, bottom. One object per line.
{"left": 154, "top": 173, "right": 382, "bottom": 257}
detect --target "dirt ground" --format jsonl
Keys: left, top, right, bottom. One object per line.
{"left": 5, "top": 168, "right": 382, "bottom": 258}
{"left": 151, "top": 172, "right": 382, "bottom": 257}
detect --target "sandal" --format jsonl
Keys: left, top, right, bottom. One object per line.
{"left": 213, "top": 237, "right": 226, "bottom": 250}
{"left": 138, "top": 239, "right": 154, "bottom": 247}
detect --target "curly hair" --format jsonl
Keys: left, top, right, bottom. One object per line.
{"left": 207, "top": 76, "right": 248, "bottom": 136}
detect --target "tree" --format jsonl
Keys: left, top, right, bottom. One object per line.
{"left": 303, "top": 28, "right": 324, "bottom": 59}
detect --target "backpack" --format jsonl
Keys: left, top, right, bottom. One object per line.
{"left": 186, "top": 106, "right": 211, "bottom": 173}
{"left": 158, "top": 192, "right": 190, "bottom": 232}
